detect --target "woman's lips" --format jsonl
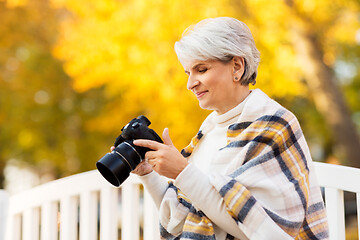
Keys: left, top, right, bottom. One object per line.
{"left": 195, "top": 91, "right": 208, "bottom": 98}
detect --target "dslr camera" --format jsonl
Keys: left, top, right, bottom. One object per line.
{"left": 96, "top": 115, "right": 163, "bottom": 187}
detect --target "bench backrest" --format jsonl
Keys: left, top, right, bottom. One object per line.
{"left": 4, "top": 171, "right": 159, "bottom": 240}
{"left": 2, "top": 162, "right": 360, "bottom": 240}
{"left": 314, "top": 162, "right": 360, "bottom": 240}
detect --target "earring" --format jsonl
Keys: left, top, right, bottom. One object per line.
{"left": 235, "top": 77, "right": 239, "bottom": 80}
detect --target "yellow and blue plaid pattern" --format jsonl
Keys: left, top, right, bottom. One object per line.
{"left": 162, "top": 109, "right": 328, "bottom": 240}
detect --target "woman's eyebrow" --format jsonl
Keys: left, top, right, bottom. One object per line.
{"left": 189, "top": 63, "right": 206, "bottom": 71}
{"left": 192, "top": 63, "right": 206, "bottom": 69}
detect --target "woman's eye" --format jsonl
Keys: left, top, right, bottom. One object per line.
{"left": 199, "top": 68, "right": 207, "bottom": 73}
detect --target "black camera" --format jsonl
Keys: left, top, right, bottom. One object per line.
{"left": 96, "top": 115, "right": 163, "bottom": 187}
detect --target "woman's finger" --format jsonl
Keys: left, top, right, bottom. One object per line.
{"left": 133, "top": 139, "right": 163, "bottom": 150}
{"left": 162, "top": 128, "right": 174, "bottom": 146}
{"left": 147, "top": 158, "right": 157, "bottom": 168}
{"left": 144, "top": 151, "right": 157, "bottom": 160}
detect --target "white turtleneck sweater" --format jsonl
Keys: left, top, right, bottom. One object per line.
{"left": 191, "top": 97, "right": 248, "bottom": 175}
{"left": 185, "top": 95, "right": 249, "bottom": 240}
{"left": 140, "top": 94, "right": 251, "bottom": 240}
{"left": 140, "top": 89, "right": 324, "bottom": 240}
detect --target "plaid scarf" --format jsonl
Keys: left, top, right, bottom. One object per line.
{"left": 160, "top": 90, "right": 328, "bottom": 240}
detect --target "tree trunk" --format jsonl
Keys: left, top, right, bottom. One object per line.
{"left": 0, "top": 160, "right": 5, "bottom": 189}
{"left": 290, "top": 19, "right": 360, "bottom": 168}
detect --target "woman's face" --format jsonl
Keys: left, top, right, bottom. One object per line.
{"left": 183, "top": 58, "right": 248, "bottom": 114}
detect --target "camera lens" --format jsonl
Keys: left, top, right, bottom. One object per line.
{"left": 96, "top": 115, "right": 163, "bottom": 187}
{"left": 96, "top": 154, "right": 129, "bottom": 187}
{"left": 96, "top": 141, "right": 142, "bottom": 187}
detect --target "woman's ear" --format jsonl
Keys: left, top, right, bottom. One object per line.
{"left": 232, "top": 56, "right": 245, "bottom": 82}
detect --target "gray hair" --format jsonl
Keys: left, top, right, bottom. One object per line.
{"left": 174, "top": 17, "right": 260, "bottom": 85}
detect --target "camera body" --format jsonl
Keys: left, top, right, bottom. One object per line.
{"left": 96, "top": 115, "right": 163, "bottom": 187}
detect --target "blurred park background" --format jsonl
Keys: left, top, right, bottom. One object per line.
{"left": 0, "top": 0, "right": 360, "bottom": 198}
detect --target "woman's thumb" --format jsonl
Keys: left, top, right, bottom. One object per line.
{"left": 162, "top": 128, "right": 174, "bottom": 146}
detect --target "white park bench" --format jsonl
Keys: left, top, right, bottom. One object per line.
{"left": 0, "top": 171, "right": 159, "bottom": 240}
{"left": 0, "top": 162, "right": 360, "bottom": 240}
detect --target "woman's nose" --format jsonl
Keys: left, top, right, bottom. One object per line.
{"left": 187, "top": 75, "right": 199, "bottom": 90}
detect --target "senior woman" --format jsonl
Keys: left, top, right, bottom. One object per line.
{"left": 131, "top": 17, "right": 329, "bottom": 240}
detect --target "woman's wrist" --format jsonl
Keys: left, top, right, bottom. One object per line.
{"left": 131, "top": 161, "right": 153, "bottom": 176}
{"left": 137, "top": 169, "right": 153, "bottom": 176}
{"left": 174, "top": 160, "right": 189, "bottom": 179}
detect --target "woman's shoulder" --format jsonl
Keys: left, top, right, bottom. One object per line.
{"left": 240, "top": 88, "right": 297, "bottom": 123}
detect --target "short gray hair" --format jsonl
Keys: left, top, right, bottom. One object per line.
{"left": 174, "top": 17, "right": 260, "bottom": 85}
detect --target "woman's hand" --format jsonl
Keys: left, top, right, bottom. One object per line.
{"left": 109, "top": 147, "right": 153, "bottom": 176}
{"left": 133, "top": 128, "right": 188, "bottom": 179}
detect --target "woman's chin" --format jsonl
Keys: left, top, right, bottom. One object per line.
{"left": 198, "top": 102, "right": 213, "bottom": 112}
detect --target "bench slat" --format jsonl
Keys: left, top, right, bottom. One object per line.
{"left": 23, "top": 208, "right": 39, "bottom": 240}
{"left": 100, "top": 187, "right": 118, "bottom": 240}
{"left": 41, "top": 202, "right": 58, "bottom": 240}
{"left": 80, "top": 191, "right": 98, "bottom": 240}
{"left": 122, "top": 181, "right": 140, "bottom": 240}
{"left": 60, "top": 196, "right": 78, "bottom": 240}
{"left": 325, "top": 188, "right": 345, "bottom": 240}
{"left": 144, "top": 189, "right": 160, "bottom": 240}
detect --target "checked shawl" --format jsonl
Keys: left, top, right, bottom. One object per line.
{"left": 159, "top": 90, "right": 328, "bottom": 240}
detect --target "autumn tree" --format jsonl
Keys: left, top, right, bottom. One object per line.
{"left": 287, "top": 0, "right": 360, "bottom": 168}
{"left": 52, "top": 0, "right": 234, "bottom": 149}
{"left": 1, "top": 0, "right": 359, "bottom": 189}
{"left": 0, "top": 0, "right": 111, "bottom": 188}
{"left": 234, "top": 0, "right": 360, "bottom": 167}
{"left": 53, "top": 0, "right": 360, "bottom": 166}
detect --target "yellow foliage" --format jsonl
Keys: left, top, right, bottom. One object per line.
{"left": 49, "top": 0, "right": 359, "bottom": 148}
{"left": 2, "top": 0, "right": 27, "bottom": 7}
{"left": 51, "top": 0, "right": 232, "bottom": 147}
{"left": 18, "top": 129, "right": 36, "bottom": 149}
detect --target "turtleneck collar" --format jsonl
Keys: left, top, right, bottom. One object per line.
{"left": 212, "top": 90, "right": 252, "bottom": 125}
